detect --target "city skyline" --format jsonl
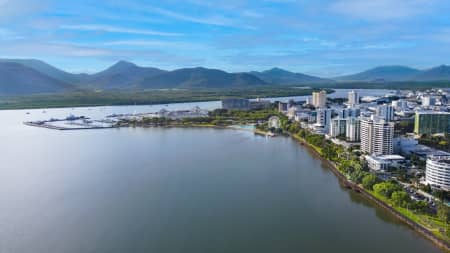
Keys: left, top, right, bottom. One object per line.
{"left": 1, "top": 0, "right": 450, "bottom": 76}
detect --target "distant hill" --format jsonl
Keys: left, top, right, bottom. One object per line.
{"left": 0, "top": 58, "right": 86, "bottom": 84}
{"left": 335, "top": 66, "right": 421, "bottom": 82}
{"left": 0, "top": 62, "right": 75, "bottom": 95}
{"left": 250, "top": 67, "right": 328, "bottom": 84}
{"left": 413, "top": 65, "right": 450, "bottom": 81}
{"left": 83, "top": 60, "right": 166, "bottom": 89}
{"left": 140, "top": 67, "right": 267, "bottom": 88}
{"left": 1, "top": 58, "right": 450, "bottom": 96}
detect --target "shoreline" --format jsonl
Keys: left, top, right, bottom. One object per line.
{"left": 132, "top": 123, "right": 450, "bottom": 251}
{"left": 0, "top": 89, "right": 335, "bottom": 111}
{"left": 21, "top": 117, "right": 450, "bottom": 251}
{"left": 289, "top": 133, "right": 450, "bottom": 252}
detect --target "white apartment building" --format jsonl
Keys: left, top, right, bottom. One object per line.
{"left": 392, "top": 100, "right": 408, "bottom": 111}
{"left": 348, "top": 90, "right": 359, "bottom": 106}
{"left": 335, "top": 107, "right": 360, "bottom": 119}
{"left": 375, "top": 105, "right": 395, "bottom": 121}
{"left": 346, "top": 117, "right": 361, "bottom": 142}
{"left": 422, "top": 96, "right": 436, "bottom": 107}
{"left": 426, "top": 155, "right": 450, "bottom": 191}
{"left": 312, "top": 90, "right": 327, "bottom": 108}
{"left": 316, "top": 108, "right": 332, "bottom": 130}
{"left": 329, "top": 118, "right": 347, "bottom": 138}
{"left": 360, "top": 117, "right": 394, "bottom": 155}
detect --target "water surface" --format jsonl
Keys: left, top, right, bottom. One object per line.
{"left": 0, "top": 89, "right": 443, "bottom": 253}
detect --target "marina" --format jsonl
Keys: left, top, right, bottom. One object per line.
{"left": 24, "top": 115, "right": 117, "bottom": 130}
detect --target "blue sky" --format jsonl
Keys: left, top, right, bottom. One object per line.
{"left": 1, "top": 0, "right": 450, "bottom": 77}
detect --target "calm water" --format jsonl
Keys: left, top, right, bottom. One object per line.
{"left": 0, "top": 89, "right": 443, "bottom": 253}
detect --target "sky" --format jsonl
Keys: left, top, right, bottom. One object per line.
{"left": 1, "top": 0, "right": 450, "bottom": 77}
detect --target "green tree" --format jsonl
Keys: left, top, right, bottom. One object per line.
{"left": 362, "top": 174, "right": 378, "bottom": 190}
{"left": 438, "top": 204, "right": 450, "bottom": 224}
{"left": 411, "top": 201, "right": 428, "bottom": 212}
{"left": 373, "top": 182, "right": 402, "bottom": 198}
{"left": 391, "top": 191, "right": 410, "bottom": 207}
{"left": 422, "top": 184, "right": 432, "bottom": 193}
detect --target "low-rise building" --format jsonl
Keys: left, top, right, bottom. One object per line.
{"left": 278, "top": 102, "right": 288, "bottom": 112}
{"left": 410, "top": 145, "right": 450, "bottom": 160}
{"left": 365, "top": 155, "right": 406, "bottom": 172}
{"left": 222, "top": 98, "right": 250, "bottom": 110}
{"left": 250, "top": 98, "right": 271, "bottom": 110}
{"left": 393, "top": 136, "right": 418, "bottom": 155}
{"left": 268, "top": 116, "right": 281, "bottom": 129}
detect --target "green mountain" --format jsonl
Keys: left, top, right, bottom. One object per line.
{"left": 1, "top": 58, "right": 450, "bottom": 96}
{"left": 335, "top": 66, "right": 421, "bottom": 82}
{"left": 140, "top": 67, "right": 267, "bottom": 88}
{"left": 413, "top": 65, "right": 450, "bottom": 81}
{"left": 250, "top": 67, "right": 328, "bottom": 84}
{"left": 83, "top": 60, "right": 166, "bottom": 89}
{"left": 0, "top": 62, "right": 75, "bottom": 95}
{"left": 0, "top": 58, "right": 86, "bottom": 84}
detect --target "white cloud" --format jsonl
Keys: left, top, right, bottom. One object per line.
{"left": 330, "top": 0, "right": 438, "bottom": 21}
{"left": 146, "top": 6, "right": 235, "bottom": 26}
{"left": 103, "top": 39, "right": 210, "bottom": 50}
{"left": 0, "top": 41, "right": 111, "bottom": 57}
{"left": 60, "top": 24, "right": 182, "bottom": 36}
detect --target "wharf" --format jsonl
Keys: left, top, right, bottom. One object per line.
{"left": 23, "top": 121, "right": 117, "bottom": 131}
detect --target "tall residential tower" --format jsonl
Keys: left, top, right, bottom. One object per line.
{"left": 312, "top": 90, "right": 327, "bottom": 108}
{"left": 360, "top": 117, "right": 394, "bottom": 155}
{"left": 348, "top": 90, "right": 359, "bottom": 106}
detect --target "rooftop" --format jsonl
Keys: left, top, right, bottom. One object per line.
{"left": 416, "top": 111, "right": 450, "bottom": 115}
{"left": 366, "top": 154, "right": 405, "bottom": 162}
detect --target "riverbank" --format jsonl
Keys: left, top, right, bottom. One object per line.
{"left": 290, "top": 133, "right": 450, "bottom": 252}
{"left": 115, "top": 110, "right": 450, "bottom": 252}
{"left": 119, "top": 114, "right": 450, "bottom": 251}
{"left": 0, "top": 87, "right": 332, "bottom": 110}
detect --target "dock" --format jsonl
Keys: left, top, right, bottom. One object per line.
{"left": 23, "top": 121, "right": 117, "bottom": 130}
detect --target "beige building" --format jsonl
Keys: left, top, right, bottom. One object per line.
{"left": 312, "top": 90, "right": 327, "bottom": 108}
{"left": 348, "top": 90, "right": 359, "bottom": 106}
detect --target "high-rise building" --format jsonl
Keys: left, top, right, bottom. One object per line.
{"left": 346, "top": 118, "right": 361, "bottom": 142}
{"left": 414, "top": 111, "right": 450, "bottom": 135}
{"left": 392, "top": 100, "right": 408, "bottom": 110}
{"left": 425, "top": 155, "right": 450, "bottom": 191}
{"left": 422, "top": 96, "right": 436, "bottom": 107}
{"left": 360, "top": 117, "right": 394, "bottom": 155}
{"left": 316, "top": 108, "right": 332, "bottom": 130}
{"left": 336, "top": 108, "right": 360, "bottom": 119}
{"left": 329, "top": 118, "right": 347, "bottom": 137}
{"left": 375, "top": 105, "right": 394, "bottom": 121}
{"left": 348, "top": 90, "right": 359, "bottom": 106}
{"left": 312, "top": 90, "right": 327, "bottom": 108}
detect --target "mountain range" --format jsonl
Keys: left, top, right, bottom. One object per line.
{"left": 0, "top": 58, "right": 450, "bottom": 95}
